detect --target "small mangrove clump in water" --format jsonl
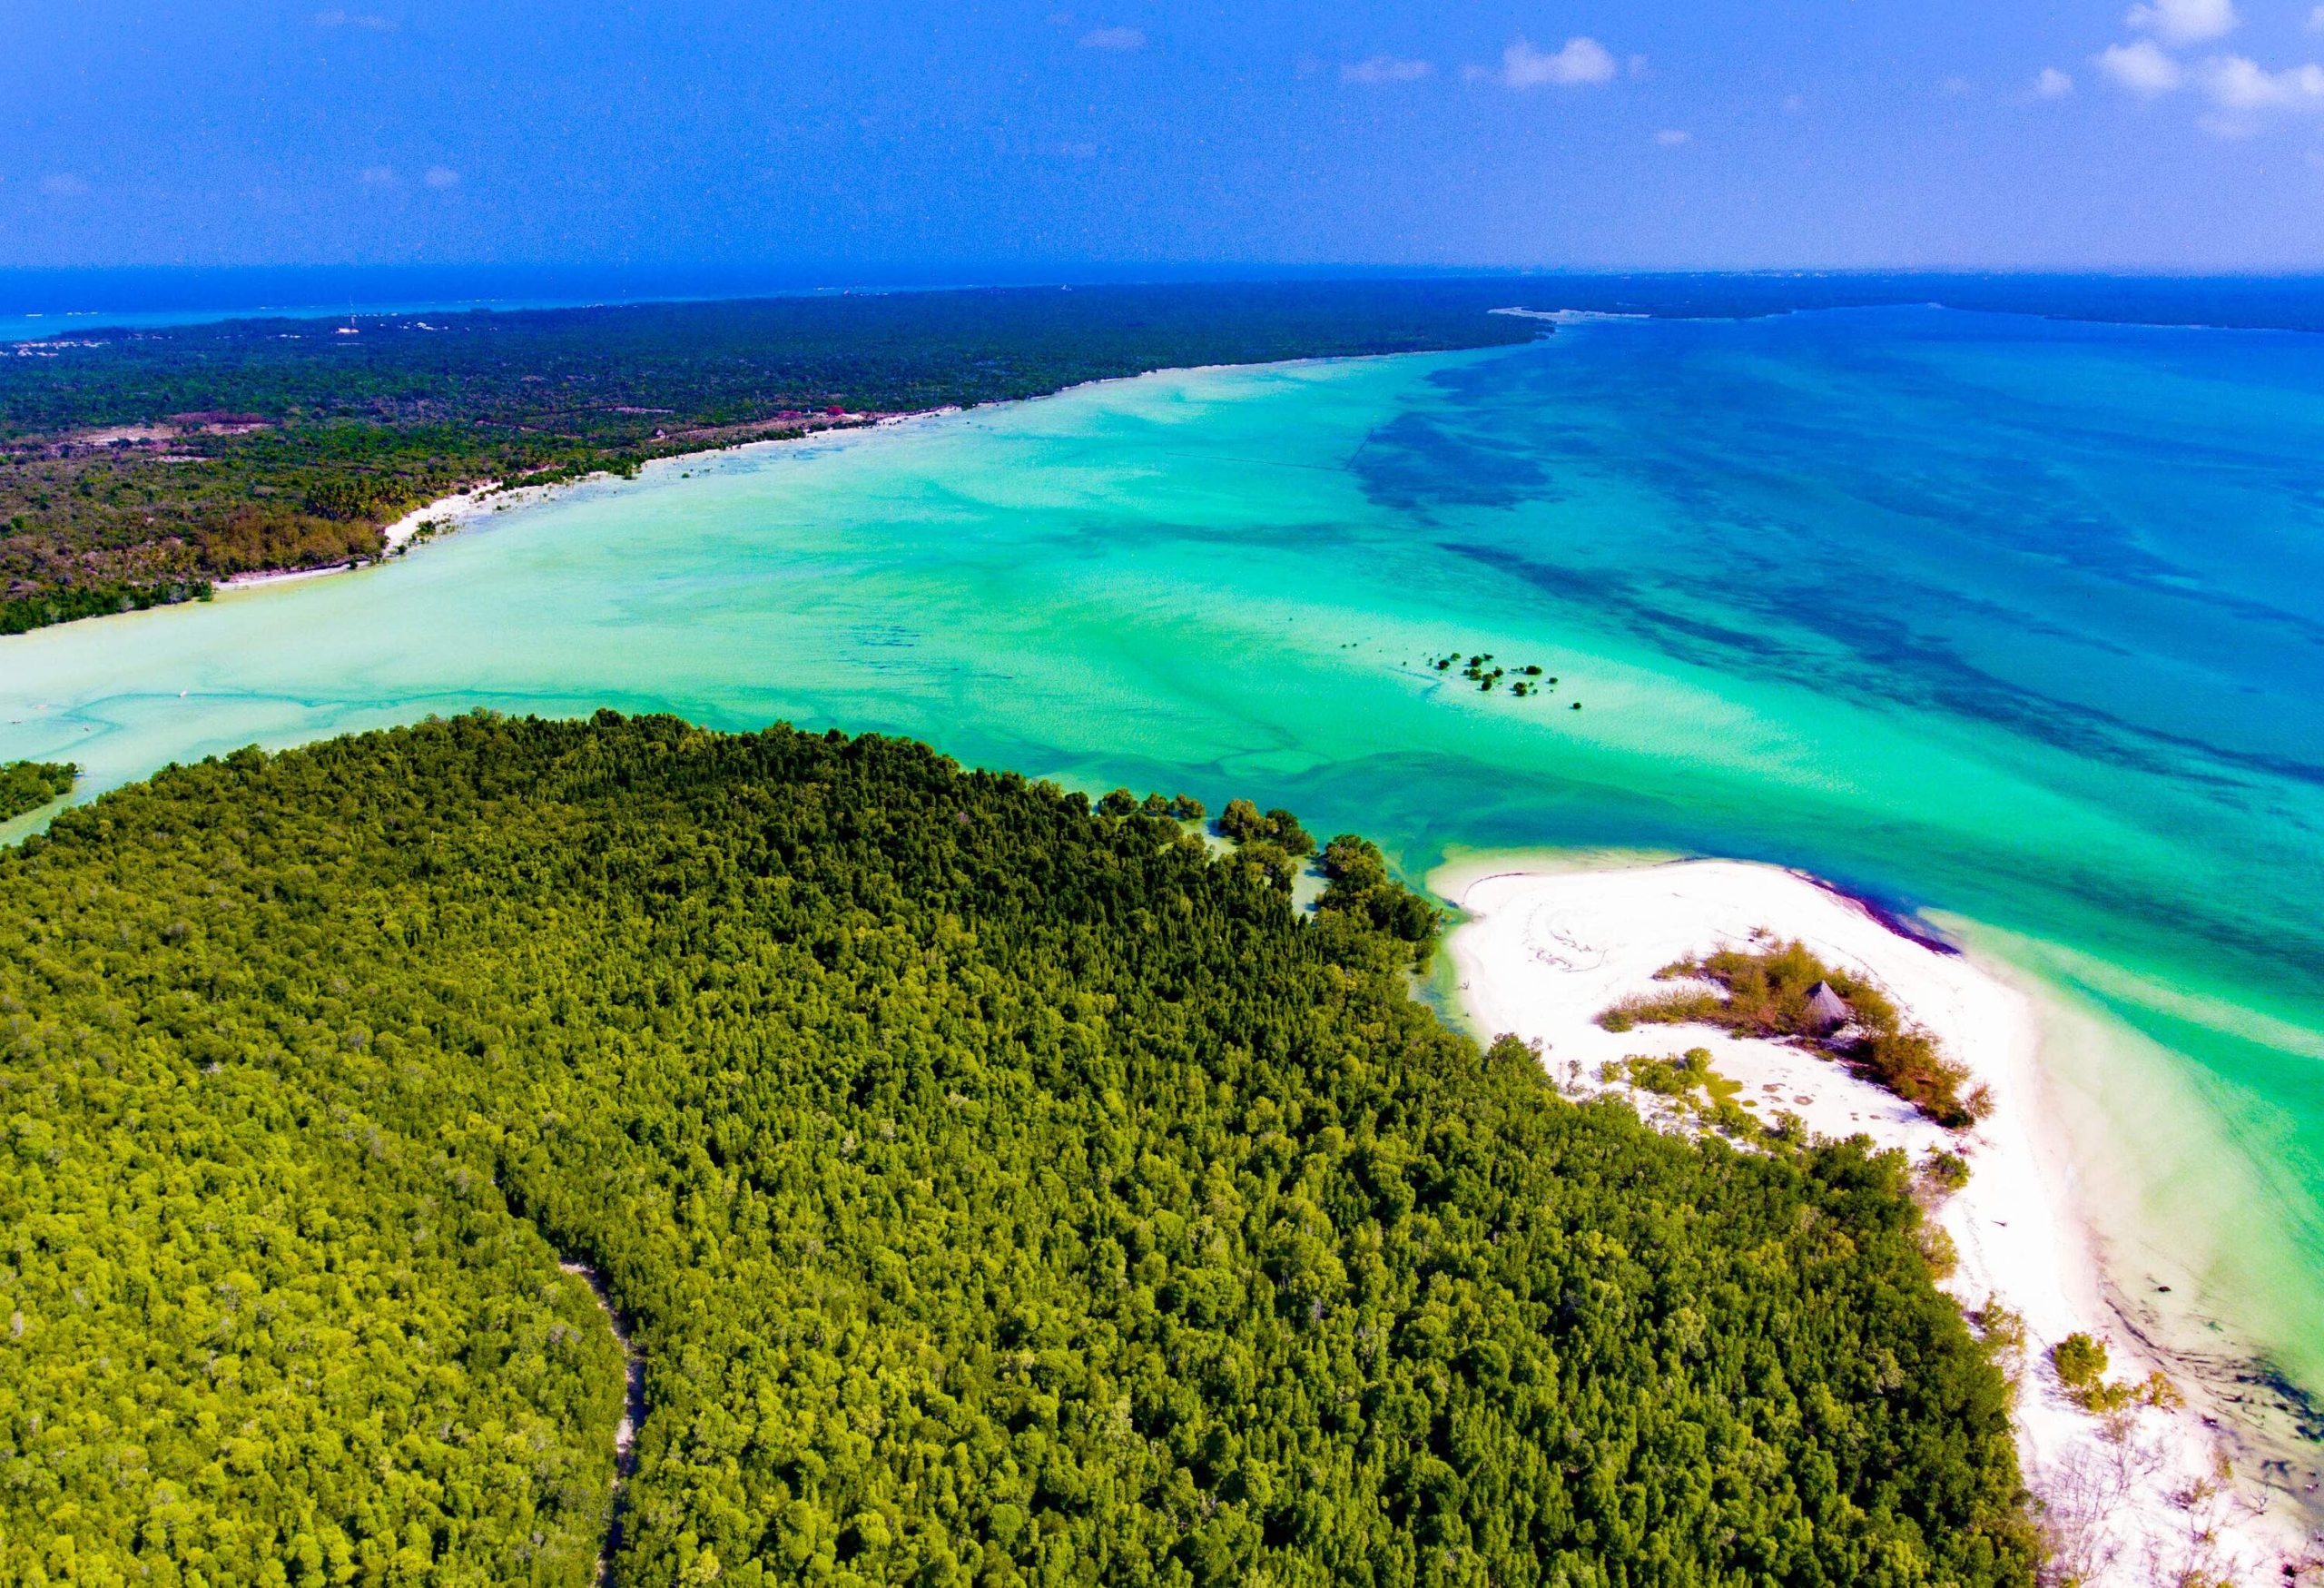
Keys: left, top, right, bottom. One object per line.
{"left": 1215, "top": 796, "right": 1315, "bottom": 856}
{"left": 1424, "top": 652, "right": 1560, "bottom": 697}
{"left": 395, "top": 516, "right": 454, "bottom": 554}
{"left": 1596, "top": 940, "right": 1992, "bottom": 1129}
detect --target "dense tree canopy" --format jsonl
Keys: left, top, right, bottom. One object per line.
{"left": 0, "top": 760, "right": 74, "bottom": 823}
{"left": 0, "top": 715, "right": 2033, "bottom": 1585}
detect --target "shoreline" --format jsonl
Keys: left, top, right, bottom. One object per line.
{"left": 1433, "top": 852, "right": 2318, "bottom": 1584}
{"left": 212, "top": 412, "right": 949, "bottom": 597}
{"left": 28, "top": 343, "right": 1537, "bottom": 626}
{"left": 203, "top": 344, "right": 1534, "bottom": 602}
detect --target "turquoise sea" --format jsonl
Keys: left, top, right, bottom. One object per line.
{"left": 5, "top": 305, "right": 2320, "bottom": 1472}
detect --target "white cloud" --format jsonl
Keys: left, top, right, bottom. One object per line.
{"left": 2035, "top": 66, "right": 2074, "bottom": 97}
{"left": 39, "top": 173, "right": 88, "bottom": 197}
{"left": 1941, "top": 75, "right": 1974, "bottom": 96}
{"left": 1343, "top": 54, "right": 1432, "bottom": 84}
{"left": 2097, "top": 38, "right": 2185, "bottom": 94}
{"left": 2311, "top": 5, "right": 2324, "bottom": 31}
{"left": 1057, "top": 140, "right": 1098, "bottom": 159}
{"left": 1653, "top": 128, "right": 1690, "bottom": 145}
{"left": 313, "top": 8, "right": 395, "bottom": 28}
{"left": 1780, "top": 93, "right": 1807, "bottom": 113}
{"left": 1078, "top": 25, "right": 1144, "bottom": 51}
{"left": 2125, "top": 0, "right": 2237, "bottom": 44}
{"left": 2201, "top": 53, "right": 2324, "bottom": 109}
{"left": 359, "top": 164, "right": 398, "bottom": 185}
{"left": 422, "top": 165, "right": 460, "bottom": 188}
{"left": 1491, "top": 35, "right": 1618, "bottom": 88}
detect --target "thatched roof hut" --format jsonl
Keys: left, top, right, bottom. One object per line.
{"left": 1804, "top": 981, "right": 1852, "bottom": 1036}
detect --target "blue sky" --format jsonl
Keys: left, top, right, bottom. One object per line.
{"left": 9, "top": 0, "right": 2324, "bottom": 271}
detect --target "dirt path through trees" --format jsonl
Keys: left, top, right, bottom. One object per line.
{"left": 559, "top": 1260, "right": 645, "bottom": 1583}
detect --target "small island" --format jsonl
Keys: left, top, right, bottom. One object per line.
{"left": 1426, "top": 651, "right": 1561, "bottom": 699}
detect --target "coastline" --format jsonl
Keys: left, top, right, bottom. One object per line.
{"left": 1433, "top": 851, "right": 2317, "bottom": 1584}
{"left": 201, "top": 343, "right": 1531, "bottom": 603}
{"left": 34, "top": 343, "right": 1543, "bottom": 628}
{"left": 212, "top": 409, "right": 959, "bottom": 597}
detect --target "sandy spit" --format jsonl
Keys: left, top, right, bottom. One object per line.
{"left": 1435, "top": 853, "right": 2315, "bottom": 1585}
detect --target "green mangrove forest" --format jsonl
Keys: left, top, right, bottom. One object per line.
{"left": 1, "top": 715, "right": 2032, "bottom": 1585}
{"left": 0, "top": 760, "right": 74, "bottom": 824}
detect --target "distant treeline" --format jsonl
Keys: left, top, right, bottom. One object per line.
{"left": 1475, "top": 271, "right": 2324, "bottom": 330}
{"left": 0, "top": 713, "right": 2033, "bottom": 1585}
{"left": 0, "top": 281, "right": 1538, "bottom": 634}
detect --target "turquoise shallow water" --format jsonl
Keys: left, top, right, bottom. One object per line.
{"left": 5, "top": 306, "right": 2321, "bottom": 1455}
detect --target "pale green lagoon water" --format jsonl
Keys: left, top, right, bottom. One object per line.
{"left": 4, "top": 308, "right": 2320, "bottom": 1472}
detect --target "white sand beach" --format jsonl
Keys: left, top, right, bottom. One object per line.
{"left": 219, "top": 409, "right": 950, "bottom": 596}
{"left": 1435, "top": 853, "right": 2313, "bottom": 1585}
{"left": 215, "top": 484, "right": 508, "bottom": 593}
